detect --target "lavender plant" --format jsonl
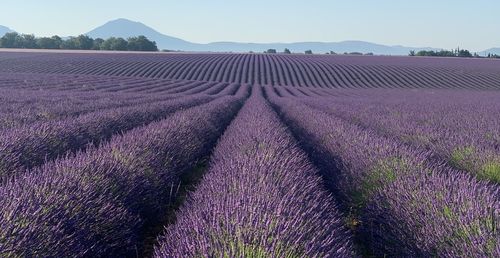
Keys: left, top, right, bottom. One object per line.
{"left": 155, "top": 86, "right": 354, "bottom": 257}
{"left": 266, "top": 87, "right": 500, "bottom": 257}
{"left": 0, "top": 93, "right": 246, "bottom": 256}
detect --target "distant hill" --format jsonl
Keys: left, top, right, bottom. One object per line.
{"left": 1, "top": 19, "right": 497, "bottom": 55}
{"left": 202, "top": 41, "right": 438, "bottom": 55}
{"left": 86, "top": 18, "right": 198, "bottom": 51}
{"left": 0, "top": 25, "right": 13, "bottom": 36}
{"left": 84, "top": 18, "right": 439, "bottom": 55}
{"left": 480, "top": 48, "right": 500, "bottom": 56}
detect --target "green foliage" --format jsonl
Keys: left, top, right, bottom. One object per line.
{"left": 75, "top": 35, "right": 94, "bottom": 50}
{"left": 450, "top": 146, "right": 475, "bottom": 171}
{"left": 265, "top": 49, "right": 277, "bottom": 54}
{"left": 479, "top": 162, "right": 500, "bottom": 183}
{"left": 304, "top": 50, "right": 313, "bottom": 54}
{"left": 440, "top": 205, "right": 498, "bottom": 256}
{"left": 353, "top": 157, "right": 405, "bottom": 208}
{"left": 92, "top": 38, "right": 105, "bottom": 50}
{"left": 101, "top": 37, "right": 128, "bottom": 51}
{"left": 0, "top": 33, "right": 158, "bottom": 52}
{"left": 413, "top": 48, "right": 474, "bottom": 58}
{"left": 126, "top": 35, "right": 158, "bottom": 51}
{"left": 0, "top": 32, "right": 23, "bottom": 48}
{"left": 36, "top": 36, "right": 62, "bottom": 49}
{"left": 210, "top": 225, "right": 304, "bottom": 258}
{"left": 60, "top": 37, "right": 79, "bottom": 49}
{"left": 449, "top": 147, "right": 500, "bottom": 183}
{"left": 283, "top": 48, "right": 291, "bottom": 54}
{"left": 21, "top": 34, "right": 38, "bottom": 49}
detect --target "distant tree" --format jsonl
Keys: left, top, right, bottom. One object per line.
{"left": 92, "top": 38, "right": 105, "bottom": 50}
{"left": 283, "top": 48, "right": 291, "bottom": 54}
{"left": 409, "top": 50, "right": 416, "bottom": 56}
{"left": 101, "top": 37, "right": 128, "bottom": 51}
{"left": 457, "top": 49, "right": 472, "bottom": 58}
{"left": 329, "top": 51, "right": 337, "bottom": 55}
{"left": 21, "top": 34, "right": 38, "bottom": 49}
{"left": 365, "top": 52, "right": 374, "bottom": 56}
{"left": 305, "top": 50, "right": 313, "bottom": 54}
{"left": 37, "top": 36, "right": 61, "bottom": 49}
{"left": 74, "top": 35, "right": 94, "bottom": 50}
{"left": 0, "top": 33, "right": 158, "bottom": 52}
{"left": 265, "top": 49, "right": 277, "bottom": 54}
{"left": 126, "top": 35, "right": 158, "bottom": 51}
{"left": 51, "top": 36, "right": 63, "bottom": 48}
{"left": 61, "top": 37, "right": 79, "bottom": 49}
{"left": 349, "top": 52, "right": 363, "bottom": 55}
{"left": 413, "top": 48, "right": 477, "bottom": 58}
{"left": 0, "top": 32, "right": 23, "bottom": 48}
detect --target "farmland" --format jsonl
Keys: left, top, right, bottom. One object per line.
{"left": 0, "top": 51, "right": 499, "bottom": 257}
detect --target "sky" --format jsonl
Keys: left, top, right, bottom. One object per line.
{"left": 1, "top": 0, "right": 498, "bottom": 51}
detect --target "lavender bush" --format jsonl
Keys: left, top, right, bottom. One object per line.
{"left": 300, "top": 90, "right": 500, "bottom": 184}
{"left": 155, "top": 86, "right": 353, "bottom": 257}
{"left": 266, "top": 87, "right": 500, "bottom": 257}
{"left": 0, "top": 92, "right": 246, "bottom": 256}
{"left": 0, "top": 95, "right": 213, "bottom": 181}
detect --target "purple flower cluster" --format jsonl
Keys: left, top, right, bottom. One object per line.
{"left": 154, "top": 86, "right": 353, "bottom": 257}
{"left": 0, "top": 96, "right": 211, "bottom": 181}
{"left": 1, "top": 50, "right": 498, "bottom": 256}
{"left": 0, "top": 95, "right": 214, "bottom": 182}
{"left": 2, "top": 52, "right": 500, "bottom": 89}
{"left": 300, "top": 90, "right": 500, "bottom": 184}
{"left": 0, "top": 93, "right": 246, "bottom": 256}
{"left": 266, "top": 87, "right": 500, "bottom": 257}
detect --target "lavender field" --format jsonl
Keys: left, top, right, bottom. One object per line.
{"left": 0, "top": 51, "right": 499, "bottom": 257}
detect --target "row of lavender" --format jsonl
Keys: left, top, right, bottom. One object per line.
{"left": 297, "top": 90, "right": 500, "bottom": 184}
{"left": 154, "top": 87, "right": 353, "bottom": 257}
{"left": 0, "top": 88, "right": 249, "bottom": 256}
{"left": 0, "top": 88, "right": 156, "bottom": 129}
{"left": 265, "top": 87, "right": 500, "bottom": 257}
{"left": 2, "top": 52, "right": 500, "bottom": 89}
{"left": 0, "top": 82, "right": 242, "bottom": 182}
{"left": 0, "top": 72, "right": 231, "bottom": 94}
{"left": 0, "top": 79, "right": 234, "bottom": 129}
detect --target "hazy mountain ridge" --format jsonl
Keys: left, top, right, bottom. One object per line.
{"left": 1, "top": 19, "right": 498, "bottom": 55}
{"left": 0, "top": 25, "right": 13, "bottom": 36}
{"left": 480, "top": 48, "right": 500, "bottom": 56}
{"left": 85, "top": 19, "right": 438, "bottom": 55}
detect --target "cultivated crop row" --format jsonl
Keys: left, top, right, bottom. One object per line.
{"left": 0, "top": 93, "right": 218, "bottom": 182}
{"left": 300, "top": 90, "right": 500, "bottom": 184}
{"left": 0, "top": 92, "right": 248, "bottom": 256}
{"left": 1, "top": 52, "right": 499, "bottom": 257}
{"left": 266, "top": 87, "right": 500, "bottom": 257}
{"left": 2, "top": 53, "right": 500, "bottom": 89}
{"left": 154, "top": 87, "right": 353, "bottom": 257}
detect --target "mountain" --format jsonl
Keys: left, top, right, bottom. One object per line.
{"left": 86, "top": 18, "right": 199, "bottom": 50}
{"left": 480, "top": 48, "right": 500, "bottom": 56}
{"left": 2, "top": 19, "right": 493, "bottom": 55}
{"left": 203, "top": 41, "right": 438, "bottom": 55}
{"left": 85, "top": 18, "right": 438, "bottom": 55}
{"left": 0, "top": 25, "right": 13, "bottom": 36}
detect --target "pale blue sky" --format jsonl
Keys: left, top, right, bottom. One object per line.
{"left": 1, "top": 0, "right": 498, "bottom": 51}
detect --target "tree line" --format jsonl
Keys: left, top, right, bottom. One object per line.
{"left": 263, "top": 48, "right": 374, "bottom": 55}
{"left": 409, "top": 48, "right": 499, "bottom": 58}
{"left": 0, "top": 32, "right": 158, "bottom": 51}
